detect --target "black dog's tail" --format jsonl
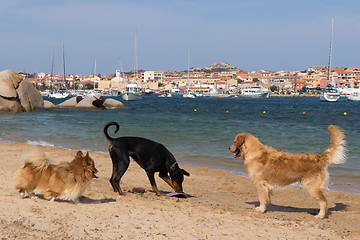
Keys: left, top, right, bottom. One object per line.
{"left": 104, "top": 122, "right": 120, "bottom": 143}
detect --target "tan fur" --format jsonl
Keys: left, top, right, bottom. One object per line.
{"left": 14, "top": 147, "right": 98, "bottom": 203}
{"left": 229, "top": 125, "right": 346, "bottom": 219}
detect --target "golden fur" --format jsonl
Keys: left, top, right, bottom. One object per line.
{"left": 229, "top": 125, "right": 346, "bottom": 219}
{"left": 14, "top": 148, "right": 98, "bottom": 203}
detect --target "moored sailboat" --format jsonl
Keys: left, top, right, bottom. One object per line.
{"left": 320, "top": 18, "right": 340, "bottom": 102}
{"left": 122, "top": 30, "right": 142, "bottom": 101}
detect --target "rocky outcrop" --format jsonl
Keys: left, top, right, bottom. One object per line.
{"left": 57, "top": 96, "right": 83, "bottom": 108}
{"left": 44, "top": 100, "right": 57, "bottom": 109}
{"left": 54, "top": 94, "right": 124, "bottom": 110}
{"left": 75, "top": 94, "right": 105, "bottom": 110}
{"left": 0, "top": 70, "right": 44, "bottom": 112}
{"left": 103, "top": 98, "right": 125, "bottom": 109}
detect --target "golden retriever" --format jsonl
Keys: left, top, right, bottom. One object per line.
{"left": 14, "top": 148, "right": 98, "bottom": 203}
{"left": 229, "top": 125, "right": 346, "bottom": 218}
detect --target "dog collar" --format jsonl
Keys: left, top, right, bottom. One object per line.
{"left": 170, "top": 162, "right": 178, "bottom": 171}
{"left": 69, "top": 170, "right": 77, "bottom": 182}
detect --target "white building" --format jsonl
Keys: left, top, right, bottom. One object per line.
{"left": 142, "top": 71, "right": 163, "bottom": 82}
{"left": 111, "top": 70, "right": 124, "bottom": 82}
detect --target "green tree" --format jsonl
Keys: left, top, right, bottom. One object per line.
{"left": 85, "top": 83, "right": 94, "bottom": 90}
{"left": 270, "top": 85, "right": 278, "bottom": 92}
{"left": 40, "top": 83, "right": 48, "bottom": 91}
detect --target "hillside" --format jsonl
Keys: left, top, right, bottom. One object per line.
{"left": 191, "top": 62, "right": 241, "bottom": 73}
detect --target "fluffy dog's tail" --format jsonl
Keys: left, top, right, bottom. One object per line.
{"left": 104, "top": 121, "right": 120, "bottom": 143}
{"left": 23, "top": 147, "right": 50, "bottom": 171}
{"left": 321, "top": 125, "right": 347, "bottom": 165}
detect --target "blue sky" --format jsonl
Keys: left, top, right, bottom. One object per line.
{"left": 1, "top": 0, "right": 360, "bottom": 75}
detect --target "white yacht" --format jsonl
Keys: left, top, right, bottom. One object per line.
{"left": 122, "top": 84, "right": 142, "bottom": 101}
{"left": 48, "top": 89, "right": 71, "bottom": 98}
{"left": 237, "top": 86, "right": 270, "bottom": 98}
{"left": 347, "top": 92, "right": 360, "bottom": 101}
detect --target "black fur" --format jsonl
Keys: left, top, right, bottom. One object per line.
{"left": 104, "top": 122, "right": 190, "bottom": 195}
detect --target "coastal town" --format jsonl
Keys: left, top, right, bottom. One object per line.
{"left": 18, "top": 62, "right": 360, "bottom": 96}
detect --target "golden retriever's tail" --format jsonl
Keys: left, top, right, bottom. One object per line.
{"left": 321, "top": 125, "right": 347, "bottom": 165}
{"left": 23, "top": 147, "right": 50, "bottom": 171}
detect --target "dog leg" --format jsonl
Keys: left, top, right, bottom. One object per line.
{"left": 159, "top": 172, "right": 176, "bottom": 191}
{"left": 109, "top": 165, "right": 118, "bottom": 192}
{"left": 255, "top": 181, "right": 270, "bottom": 213}
{"left": 44, "top": 190, "right": 59, "bottom": 202}
{"left": 146, "top": 172, "right": 162, "bottom": 196}
{"left": 161, "top": 176, "right": 175, "bottom": 190}
{"left": 305, "top": 184, "right": 328, "bottom": 219}
{"left": 109, "top": 151, "right": 130, "bottom": 195}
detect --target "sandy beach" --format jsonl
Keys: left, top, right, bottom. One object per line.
{"left": 0, "top": 141, "right": 359, "bottom": 239}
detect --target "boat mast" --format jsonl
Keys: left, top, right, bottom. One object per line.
{"left": 327, "top": 17, "right": 334, "bottom": 87}
{"left": 93, "top": 59, "right": 97, "bottom": 90}
{"left": 134, "top": 30, "right": 138, "bottom": 82}
{"left": 62, "top": 38, "right": 66, "bottom": 88}
{"left": 187, "top": 47, "right": 190, "bottom": 91}
{"left": 51, "top": 48, "right": 55, "bottom": 89}
{"left": 118, "top": 59, "right": 124, "bottom": 73}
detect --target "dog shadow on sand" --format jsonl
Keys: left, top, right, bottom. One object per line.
{"left": 20, "top": 194, "right": 116, "bottom": 204}
{"left": 245, "top": 201, "right": 348, "bottom": 217}
{"left": 128, "top": 189, "right": 193, "bottom": 199}
{"left": 78, "top": 196, "right": 116, "bottom": 204}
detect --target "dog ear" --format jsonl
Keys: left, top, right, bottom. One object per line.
{"left": 235, "top": 134, "right": 246, "bottom": 147}
{"left": 182, "top": 169, "right": 190, "bottom": 177}
{"left": 85, "top": 152, "right": 93, "bottom": 164}
{"left": 76, "top": 151, "right": 83, "bottom": 157}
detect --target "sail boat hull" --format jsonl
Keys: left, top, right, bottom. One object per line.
{"left": 122, "top": 83, "right": 142, "bottom": 101}
{"left": 122, "top": 93, "right": 142, "bottom": 101}
{"left": 320, "top": 90, "right": 340, "bottom": 102}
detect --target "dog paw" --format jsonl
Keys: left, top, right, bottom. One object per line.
{"left": 255, "top": 206, "right": 266, "bottom": 213}
{"left": 29, "top": 193, "right": 38, "bottom": 200}
{"left": 315, "top": 214, "right": 325, "bottom": 219}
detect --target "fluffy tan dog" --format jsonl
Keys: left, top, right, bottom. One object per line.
{"left": 14, "top": 148, "right": 98, "bottom": 203}
{"left": 229, "top": 125, "right": 346, "bottom": 218}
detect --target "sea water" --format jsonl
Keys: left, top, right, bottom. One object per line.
{"left": 1, "top": 96, "right": 359, "bottom": 193}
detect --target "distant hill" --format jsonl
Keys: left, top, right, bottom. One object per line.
{"left": 191, "top": 62, "right": 241, "bottom": 73}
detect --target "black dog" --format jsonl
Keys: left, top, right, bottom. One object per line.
{"left": 104, "top": 122, "right": 190, "bottom": 196}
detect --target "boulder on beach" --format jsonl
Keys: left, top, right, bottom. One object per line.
{"left": 0, "top": 69, "right": 44, "bottom": 113}
{"left": 103, "top": 98, "right": 125, "bottom": 109}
